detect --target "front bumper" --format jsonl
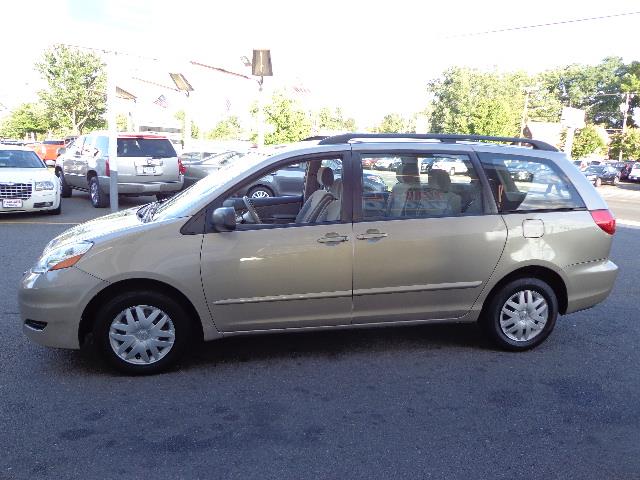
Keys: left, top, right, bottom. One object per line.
{"left": 0, "top": 190, "right": 60, "bottom": 214}
{"left": 564, "top": 259, "right": 618, "bottom": 314}
{"left": 19, "top": 267, "right": 107, "bottom": 349}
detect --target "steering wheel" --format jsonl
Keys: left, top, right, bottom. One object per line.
{"left": 242, "top": 196, "right": 262, "bottom": 223}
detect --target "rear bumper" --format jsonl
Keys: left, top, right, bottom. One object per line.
{"left": 98, "top": 176, "right": 183, "bottom": 195}
{"left": 564, "top": 259, "right": 618, "bottom": 314}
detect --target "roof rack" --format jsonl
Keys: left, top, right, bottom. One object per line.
{"left": 317, "top": 133, "right": 558, "bottom": 151}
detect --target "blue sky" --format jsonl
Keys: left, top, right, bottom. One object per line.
{"left": 2, "top": 0, "right": 640, "bottom": 126}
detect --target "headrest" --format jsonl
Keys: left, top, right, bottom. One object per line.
{"left": 317, "top": 166, "right": 334, "bottom": 187}
{"left": 428, "top": 169, "right": 451, "bottom": 191}
{"left": 396, "top": 162, "right": 420, "bottom": 183}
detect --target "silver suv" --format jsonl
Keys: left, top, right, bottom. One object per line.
{"left": 55, "top": 132, "right": 184, "bottom": 207}
{"left": 21, "top": 133, "right": 618, "bottom": 374}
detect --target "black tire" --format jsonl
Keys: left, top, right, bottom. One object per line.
{"left": 156, "top": 193, "right": 174, "bottom": 202}
{"left": 47, "top": 202, "right": 61, "bottom": 215}
{"left": 248, "top": 186, "right": 273, "bottom": 198}
{"left": 89, "top": 176, "right": 109, "bottom": 208}
{"left": 93, "top": 290, "right": 193, "bottom": 375}
{"left": 480, "top": 277, "right": 558, "bottom": 351}
{"left": 57, "top": 170, "right": 72, "bottom": 198}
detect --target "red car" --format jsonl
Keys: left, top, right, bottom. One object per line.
{"left": 36, "top": 140, "right": 65, "bottom": 166}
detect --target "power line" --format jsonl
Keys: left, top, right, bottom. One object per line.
{"left": 446, "top": 11, "right": 640, "bottom": 38}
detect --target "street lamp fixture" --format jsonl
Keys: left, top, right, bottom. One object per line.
{"left": 249, "top": 50, "right": 273, "bottom": 148}
{"left": 169, "top": 73, "right": 194, "bottom": 96}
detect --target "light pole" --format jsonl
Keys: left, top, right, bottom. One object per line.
{"left": 619, "top": 92, "right": 633, "bottom": 160}
{"left": 249, "top": 50, "right": 272, "bottom": 148}
{"left": 169, "top": 72, "right": 194, "bottom": 151}
{"left": 519, "top": 87, "right": 535, "bottom": 138}
{"left": 107, "top": 52, "right": 119, "bottom": 212}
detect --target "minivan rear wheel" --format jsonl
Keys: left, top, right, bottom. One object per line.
{"left": 93, "top": 290, "right": 192, "bottom": 375}
{"left": 481, "top": 278, "right": 557, "bottom": 351}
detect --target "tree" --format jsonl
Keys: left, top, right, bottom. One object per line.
{"left": 206, "top": 116, "right": 244, "bottom": 140}
{"left": 35, "top": 45, "right": 107, "bottom": 135}
{"left": 609, "top": 128, "right": 640, "bottom": 160}
{"left": 315, "top": 107, "right": 357, "bottom": 133}
{"left": 571, "top": 125, "right": 606, "bottom": 159}
{"left": 0, "top": 103, "right": 49, "bottom": 139}
{"left": 116, "top": 114, "right": 129, "bottom": 132}
{"left": 174, "top": 110, "right": 200, "bottom": 139}
{"left": 373, "top": 113, "right": 413, "bottom": 133}
{"left": 427, "top": 67, "right": 546, "bottom": 137}
{"left": 257, "top": 92, "right": 311, "bottom": 145}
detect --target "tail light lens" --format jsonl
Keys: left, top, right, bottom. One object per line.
{"left": 105, "top": 157, "right": 110, "bottom": 177}
{"left": 178, "top": 158, "right": 186, "bottom": 175}
{"left": 590, "top": 209, "right": 616, "bottom": 235}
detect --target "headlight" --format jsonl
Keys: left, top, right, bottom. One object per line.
{"left": 32, "top": 241, "right": 93, "bottom": 274}
{"left": 35, "top": 180, "right": 55, "bottom": 191}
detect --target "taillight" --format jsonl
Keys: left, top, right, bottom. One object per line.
{"left": 590, "top": 209, "right": 616, "bottom": 235}
{"left": 105, "top": 158, "right": 110, "bottom": 177}
{"left": 178, "top": 158, "right": 186, "bottom": 175}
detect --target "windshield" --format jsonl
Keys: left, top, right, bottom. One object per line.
{"left": 153, "top": 151, "right": 269, "bottom": 220}
{"left": 0, "top": 150, "right": 45, "bottom": 168}
{"left": 117, "top": 138, "right": 177, "bottom": 158}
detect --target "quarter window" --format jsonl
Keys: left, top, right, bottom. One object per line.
{"left": 478, "top": 153, "right": 585, "bottom": 212}
{"left": 360, "top": 153, "right": 483, "bottom": 219}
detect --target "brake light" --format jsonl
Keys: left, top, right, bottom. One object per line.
{"left": 178, "top": 158, "right": 186, "bottom": 175}
{"left": 105, "top": 157, "right": 110, "bottom": 177}
{"left": 590, "top": 209, "right": 616, "bottom": 235}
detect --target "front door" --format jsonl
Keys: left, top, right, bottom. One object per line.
{"left": 200, "top": 154, "right": 353, "bottom": 332}
{"left": 351, "top": 149, "right": 507, "bottom": 324}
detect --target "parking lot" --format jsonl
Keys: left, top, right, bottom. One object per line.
{"left": 1, "top": 187, "right": 640, "bottom": 479}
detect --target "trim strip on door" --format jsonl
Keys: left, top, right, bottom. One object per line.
{"left": 354, "top": 281, "right": 482, "bottom": 297}
{"left": 214, "top": 290, "right": 352, "bottom": 305}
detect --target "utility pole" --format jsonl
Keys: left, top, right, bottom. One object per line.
{"left": 519, "top": 88, "right": 533, "bottom": 137}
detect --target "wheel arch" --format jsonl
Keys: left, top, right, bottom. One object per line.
{"left": 248, "top": 184, "right": 274, "bottom": 196}
{"left": 480, "top": 265, "right": 568, "bottom": 316}
{"left": 79, "top": 278, "right": 204, "bottom": 346}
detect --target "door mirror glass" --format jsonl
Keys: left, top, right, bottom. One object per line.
{"left": 211, "top": 207, "right": 237, "bottom": 232}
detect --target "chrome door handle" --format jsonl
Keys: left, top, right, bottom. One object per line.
{"left": 317, "top": 233, "right": 349, "bottom": 243}
{"left": 356, "top": 229, "right": 388, "bottom": 240}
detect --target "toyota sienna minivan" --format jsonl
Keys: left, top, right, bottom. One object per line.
{"left": 20, "top": 133, "right": 618, "bottom": 374}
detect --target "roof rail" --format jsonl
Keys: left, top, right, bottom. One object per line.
{"left": 317, "top": 133, "right": 558, "bottom": 151}
{"left": 301, "top": 135, "right": 329, "bottom": 141}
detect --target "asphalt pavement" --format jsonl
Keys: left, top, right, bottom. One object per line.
{"left": 1, "top": 191, "right": 639, "bottom": 479}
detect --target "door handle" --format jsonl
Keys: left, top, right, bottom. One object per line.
{"left": 317, "top": 232, "right": 349, "bottom": 243}
{"left": 356, "top": 229, "right": 388, "bottom": 240}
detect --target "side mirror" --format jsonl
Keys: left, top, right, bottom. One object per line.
{"left": 56, "top": 147, "right": 66, "bottom": 157}
{"left": 211, "top": 207, "right": 236, "bottom": 232}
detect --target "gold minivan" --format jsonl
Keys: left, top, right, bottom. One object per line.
{"left": 20, "top": 134, "right": 618, "bottom": 374}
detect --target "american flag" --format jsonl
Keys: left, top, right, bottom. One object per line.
{"left": 153, "top": 94, "right": 168, "bottom": 108}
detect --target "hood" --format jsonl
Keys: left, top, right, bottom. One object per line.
{"left": 45, "top": 207, "right": 144, "bottom": 251}
{"left": 0, "top": 168, "right": 56, "bottom": 183}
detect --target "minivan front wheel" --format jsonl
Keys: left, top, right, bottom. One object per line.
{"left": 481, "top": 278, "right": 558, "bottom": 351}
{"left": 93, "top": 291, "right": 192, "bottom": 374}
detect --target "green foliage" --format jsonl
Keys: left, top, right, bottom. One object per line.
{"left": 174, "top": 110, "right": 200, "bottom": 138}
{"left": 205, "top": 116, "right": 244, "bottom": 140}
{"left": 609, "top": 129, "right": 640, "bottom": 160}
{"left": 315, "top": 107, "right": 356, "bottom": 132}
{"left": 572, "top": 125, "right": 606, "bottom": 159}
{"left": 539, "top": 57, "right": 627, "bottom": 128}
{"left": 427, "top": 67, "right": 539, "bottom": 136}
{"left": 373, "top": 113, "right": 414, "bottom": 133}
{"left": 0, "top": 103, "right": 49, "bottom": 139}
{"left": 258, "top": 92, "right": 312, "bottom": 145}
{"left": 35, "top": 45, "right": 106, "bottom": 134}
{"left": 116, "top": 114, "right": 129, "bottom": 132}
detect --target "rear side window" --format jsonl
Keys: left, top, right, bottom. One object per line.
{"left": 478, "top": 153, "right": 584, "bottom": 212}
{"left": 117, "top": 138, "right": 177, "bottom": 158}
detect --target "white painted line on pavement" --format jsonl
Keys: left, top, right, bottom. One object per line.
{"left": 617, "top": 219, "right": 640, "bottom": 228}
{"left": 0, "top": 221, "right": 80, "bottom": 225}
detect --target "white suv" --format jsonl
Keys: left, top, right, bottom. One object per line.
{"left": 55, "top": 132, "right": 184, "bottom": 208}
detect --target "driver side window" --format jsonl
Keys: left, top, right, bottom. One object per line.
{"left": 221, "top": 157, "right": 343, "bottom": 228}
